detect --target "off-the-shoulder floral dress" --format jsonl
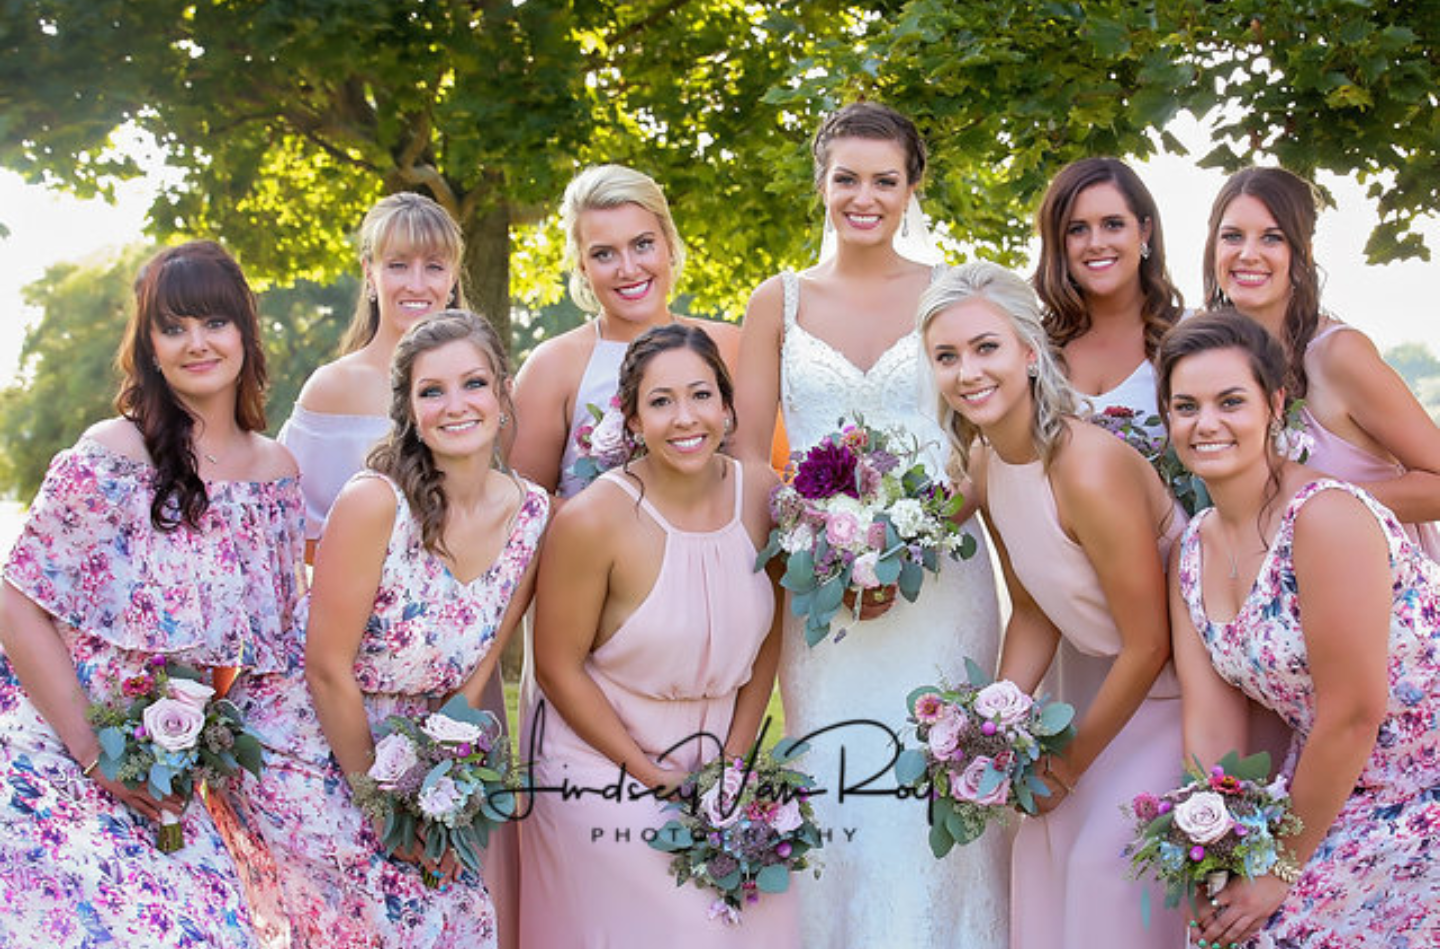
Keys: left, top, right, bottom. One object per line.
{"left": 0, "top": 437, "right": 305, "bottom": 947}
{"left": 1178, "top": 480, "right": 1440, "bottom": 948}
{"left": 218, "top": 471, "right": 547, "bottom": 948}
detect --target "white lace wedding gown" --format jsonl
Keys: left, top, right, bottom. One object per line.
{"left": 776, "top": 271, "right": 1009, "bottom": 948}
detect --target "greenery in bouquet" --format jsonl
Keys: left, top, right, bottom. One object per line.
{"left": 649, "top": 740, "right": 824, "bottom": 925}
{"left": 349, "top": 695, "right": 522, "bottom": 888}
{"left": 1087, "top": 400, "right": 1311, "bottom": 517}
{"left": 567, "top": 395, "right": 631, "bottom": 488}
{"left": 87, "top": 656, "right": 264, "bottom": 852}
{"left": 894, "top": 658, "right": 1076, "bottom": 858}
{"left": 756, "top": 415, "right": 977, "bottom": 647}
{"left": 1122, "top": 750, "right": 1303, "bottom": 918}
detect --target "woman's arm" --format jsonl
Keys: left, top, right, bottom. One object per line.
{"left": 1048, "top": 434, "right": 1172, "bottom": 787}
{"left": 304, "top": 477, "right": 395, "bottom": 781}
{"left": 1318, "top": 328, "right": 1440, "bottom": 521}
{"left": 990, "top": 519, "right": 1063, "bottom": 692}
{"left": 510, "top": 339, "right": 578, "bottom": 494}
{"left": 733, "top": 276, "right": 786, "bottom": 464}
{"left": 532, "top": 494, "right": 683, "bottom": 791}
{"left": 724, "top": 462, "right": 784, "bottom": 757}
{"left": 1169, "top": 557, "right": 1249, "bottom": 766}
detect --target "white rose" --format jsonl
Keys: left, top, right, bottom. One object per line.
{"left": 770, "top": 798, "right": 804, "bottom": 834}
{"left": 973, "top": 680, "right": 1034, "bottom": 727}
{"left": 888, "top": 498, "right": 927, "bottom": 539}
{"left": 781, "top": 523, "right": 816, "bottom": 555}
{"left": 369, "top": 733, "right": 421, "bottom": 790}
{"left": 165, "top": 677, "right": 216, "bottom": 713}
{"left": 851, "top": 551, "right": 881, "bottom": 589}
{"left": 142, "top": 697, "right": 206, "bottom": 753}
{"left": 700, "top": 766, "right": 748, "bottom": 828}
{"left": 417, "top": 775, "right": 465, "bottom": 823}
{"left": 825, "top": 494, "right": 865, "bottom": 521}
{"left": 1174, "top": 791, "right": 1234, "bottom": 845}
{"left": 590, "top": 408, "right": 631, "bottom": 465}
{"left": 420, "top": 713, "right": 484, "bottom": 745}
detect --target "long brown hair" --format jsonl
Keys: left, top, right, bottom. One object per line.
{"left": 117, "top": 241, "right": 267, "bottom": 530}
{"left": 367, "top": 310, "right": 516, "bottom": 557}
{"left": 1033, "top": 157, "right": 1182, "bottom": 358}
{"left": 1201, "top": 167, "right": 1322, "bottom": 398}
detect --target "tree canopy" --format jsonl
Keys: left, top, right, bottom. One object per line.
{"left": 2, "top": 0, "right": 1436, "bottom": 351}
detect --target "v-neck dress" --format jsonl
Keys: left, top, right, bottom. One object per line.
{"left": 217, "top": 471, "right": 548, "bottom": 948}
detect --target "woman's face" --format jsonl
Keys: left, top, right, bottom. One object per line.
{"left": 366, "top": 242, "right": 457, "bottom": 337}
{"left": 628, "top": 346, "right": 729, "bottom": 474}
{"left": 1212, "top": 194, "right": 1293, "bottom": 327}
{"left": 150, "top": 312, "right": 245, "bottom": 410}
{"left": 925, "top": 298, "right": 1037, "bottom": 433}
{"left": 820, "top": 136, "right": 916, "bottom": 250}
{"left": 1165, "top": 346, "right": 1280, "bottom": 483}
{"left": 1062, "top": 181, "right": 1151, "bottom": 301}
{"left": 409, "top": 338, "right": 504, "bottom": 464}
{"left": 576, "top": 203, "right": 674, "bottom": 325}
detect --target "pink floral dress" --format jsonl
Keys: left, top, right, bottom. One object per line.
{"left": 0, "top": 437, "right": 305, "bottom": 947}
{"left": 1178, "top": 480, "right": 1440, "bottom": 948}
{"left": 219, "top": 471, "right": 548, "bottom": 948}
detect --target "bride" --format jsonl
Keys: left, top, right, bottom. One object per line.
{"left": 735, "top": 102, "right": 1007, "bottom": 947}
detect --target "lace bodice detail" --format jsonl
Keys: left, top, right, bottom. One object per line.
{"left": 778, "top": 270, "right": 950, "bottom": 475}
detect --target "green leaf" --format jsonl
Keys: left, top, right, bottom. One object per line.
{"left": 648, "top": 820, "right": 693, "bottom": 852}
{"left": 771, "top": 737, "right": 811, "bottom": 764}
{"left": 782, "top": 549, "right": 816, "bottom": 592}
{"left": 929, "top": 816, "right": 956, "bottom": 859}
{"left": 874, "top": 552, "right": 903, "bottom": 585}
{"left": 756, "top": 863, "right": 791, "bottom": 894}
{"left": 232, "top": 733, "right": 264, "bottom": 776}
{"left": 98, "top": 726, "right": 126, "bottom": 762}
{"left": 814, "top": 575, "right": 845, "bottom": 616}
{"left": 1036, "top": 701, "right": 1076, "bottom": 736}
{"left": 976, "top": 764, "right": 1005, "bottom": 798}
{"left": 148, "top": 764, "right": 174, "bottom": 800}
{"left": 964, "top": 657, "right": 993, "bottom": 688}
{"left": 421, "top": 759, "right": 454, "bottom": 794}
{"left": 897, "top": 558, "right": 923, "bottom": 600}
{"left": 959, "top": 533, "right": 978, "bottom": 559}
{"left": 894, "top": 748, "right": 928, "bottom": 786}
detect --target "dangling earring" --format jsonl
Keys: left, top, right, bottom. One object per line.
{"left": 632, "top": 431, "right": 645, "bottom": 450}
{"left": 448, "top": 288, "right": 458, "bottom": 308}
{"left": 1140, "top": 242, "right": 1151, "bottom": 260}
{"left": 723, "top": 416, "right": 733, "bottom": 434}
{"left": 1026, "top": 363, "right": 1039, "bottom": 379}
{"left": 902, "top": 213, "right": 910, "bottom": 238}
{"left": 367, "top": 284, "right": 378, "bottom": 303}
{"left": 498, "top": 412, "right": 510, "bottom": 428}
{"left": 823, "top": 214, "right": 834, "bottom": 235}
{"left": 1269, "top": 418, "right": 1284, "bottom": 452}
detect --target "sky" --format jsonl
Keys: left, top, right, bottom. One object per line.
{"left": 1, "top": 115, "right": 1437, "bottom": 388}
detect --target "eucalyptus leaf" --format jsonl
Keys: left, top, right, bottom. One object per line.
{"left": 894, "top": 748, "right": 928, "bottom": 786}
{"left": 756, "top": 863, "right": 791, "bottom": 893}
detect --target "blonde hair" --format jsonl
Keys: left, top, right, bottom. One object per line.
{"left": 341, "top": 193, "right": 467, "bottom": 354}
{"left": 560, "top": 164, "right": 686, "bottom": 315}
{"left": 917, "top": 261, "right": 1080, "bottom": 482}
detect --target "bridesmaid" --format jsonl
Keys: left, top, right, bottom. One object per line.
{"left": 222, "top": 311, "right": 547, "bottom": 946}
{"left": 1203, "top": 166, "right": 1440, "bottom": 557}
{"left": 518, "top": 325, "right": 795, "bottom": 947}
{"left": 0, "top": 241, "right": 304, "bottom": 946}
{"left": 1163, "top": 310, "right": 1439, "bottom": 947}
{"left": 919, "top": 261, "right": 1186, "bottom": 949}
{"left": 510, "top": 163, "right": 739, "bottom": 498}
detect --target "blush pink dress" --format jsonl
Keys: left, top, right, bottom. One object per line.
{"left": 1300, "top": 324, "right": 1440, "bottom": 561}
{"left": 985, "top": 452, "right": 1186, "bottom": 949}
{"left": 518, "top": 463, "right": 799, "bottom": 948}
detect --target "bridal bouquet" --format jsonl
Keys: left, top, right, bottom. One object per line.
{"left": 1088, "top": 401, "right": 1312, "bottom": 517}
{"left": 894, "top": 659, "right": 1076, "bottom": 858}
{"left": 649, "top": 742, "right": 824, "bottom": 925}
{"left": 1122, "top": 751, "right": 1303, "bottom": 916}
{"left": 349, "top": 695, "right": 521, "bottom": 888}
{"left": 87, "top": 656, "right": 263, "bottom": 852}
{"left": 756, "top": 415, "right": 977, "bottom": 646}
{"left": 567, "top": 395, "right": 631, "bottom": 488}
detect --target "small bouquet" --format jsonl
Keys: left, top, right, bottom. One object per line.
{"left": 894, "top": 659, "right": 1076, "bottom": 858}
{"left": 1122, "top": 750, "right": 1303, "bottom": 919}
{"left": 649, "top": 742, "right": 824, "bottom": 926}
{"left": 349, "top": 695, "right": 520, "bottom": 888}
{"left": 1088, "top": 401, "right": 1312, "bottom": 517}
{"left": 756, "top": 415, "right": 977, "bottom": 646}
{"left": 567, "top": 395, "right": 631, "bottom": 488}
{"left": 87, "top": 656, "right": 263, "bottom": 852}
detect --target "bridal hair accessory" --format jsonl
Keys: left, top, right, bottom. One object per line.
{"left": 819, "top": 193, "right": 942, "bottom": 266}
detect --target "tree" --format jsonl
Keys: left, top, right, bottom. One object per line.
{"left": 0, "top": 244, "right": 350, "bottom": 501}
{"left": 1384, "top": 341, "right": 1440, "bottom": 421}
{"left": 3, "top": 0, "right": 1437, "bottom": 348}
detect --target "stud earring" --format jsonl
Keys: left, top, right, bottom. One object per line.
{"left": 1140, "top": 242, "right": 1151, "bottom": 260}
{"left": 723, "top": 416, "right": 733, "bottom": 433}
{"left": 633, "top": 431, "right": 645, "bottom": 449}
{"left": 498, "top": 412, "right": 509, "bottom": 428}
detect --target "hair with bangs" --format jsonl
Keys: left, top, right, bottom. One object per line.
{"left": 560, "top": 164, "right": 686, "bottom": 315}
{"left": 1033, "top": 157, "right": 1183, "bottom": 358}
{"left": 341, "top": 192, "right": 468, "bottom": 354}
{"left": 918, "top": 260, "right": 1079, "bottom": 483}
{"left": 117, "top": 240, "right": 268, "bottom": 530}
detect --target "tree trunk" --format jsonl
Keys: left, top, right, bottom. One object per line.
{"left": 460, "top": 201, "right": 513, "bottom": 351}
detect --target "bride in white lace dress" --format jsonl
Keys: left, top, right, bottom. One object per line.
{"left": 736, "top": 103, "right": 1007, "bottom": 948}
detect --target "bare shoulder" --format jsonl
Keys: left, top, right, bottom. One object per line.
{"left": 327, "top": 473, "right": 399, "bottom": 533}
{"left": 549, "top": 476, "right": 631, "bottom": 549}
{"left": 83, "top": 417, "right": 150, "bottom": 462}
{"left": 1052, "top": 418, "right": 1156, "bottom": 508}
{"left": 1291, "top": 483, "right": 1384, "bottom": 548}
{"left": 297, "top": 354, "right": 388, "bottom": 415}
{"left": 515, "top": 323, "right": 594, "bottom": 390}
{"left": 743, "top": 274, "right": 788, "bottom": 328}
{"left": 1310, "top": 322, "right": 1384, "bottom": 384}
{"left": 246, "top": 434, "right": 300, "bottom": 481}
{"left": 740, "top": 457, "right": 780, "bottom": 501}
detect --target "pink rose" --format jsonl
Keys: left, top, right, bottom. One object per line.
{"left": 369, "top": 733, "right": 421, "bottom": 790}
{"left": 165, "top": 677, "right": 215, "bottom": 713}
{"left": 769, "top": 798, "right": 804, "bottom": 834}
{"left": 926, "top": 707, "right": 969, "bottom": 762}
{"left": 973, "top": 680, "right": 1033, "bottom": 727}
{"left": 825, "top": 510, "right": 862, "bottom": 549}
{"left": 851, "top": 551, "right": 881, "bottom": 589}
{"left": 142, "top": 697, "right": 205, "bottom": 753}
{"left": 701, "top": 765, "right": 748, "bottom": 828}
{"left": 952, "top": 755, "right": 1009, "bottom": 807}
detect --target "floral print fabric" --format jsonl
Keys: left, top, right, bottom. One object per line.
{"left": 1178, "top": 479, "right": 1440, "bottom": 948}
{"left": 220, "top": 471, "right": 547, "bottom": 948}
{"left": 0, "top": 437, "right": 305, "bottom": 947}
